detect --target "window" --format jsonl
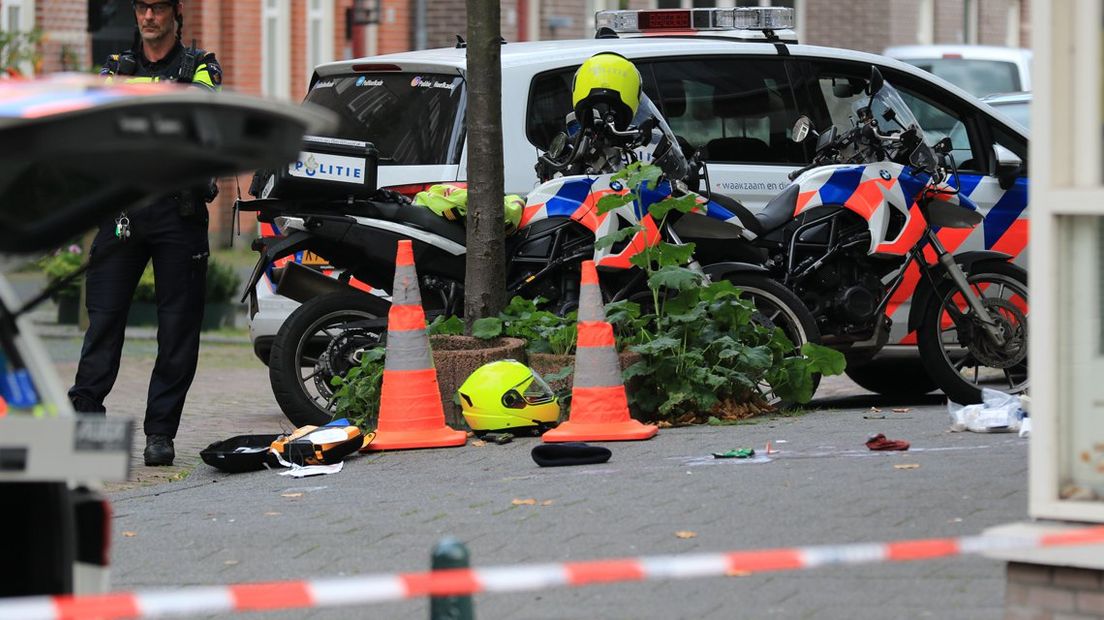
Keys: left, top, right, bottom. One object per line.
{"left": 898, "top": 58, "right": 1021, "bottom": 98}
{"left": 646, "top": 58, "right": 805, "bottom": 164}
{"left": 917, "top": 0, "right": 934, "bottom": 45}
{"left": 306, "top": 0, "right": 335, "bottom": 83}
{"left": 1057, "top": 216, "right": 1104, "bottom": 504}
{"left": 0, "top": 0, "right": 35, "bottom": 76}
{"left": 964, "top": 0, "right": 979, "bottom": 44}
{"left": 304, "top": 73, "right": 467, "bottom": 165}
{"left": 262, "top": 0, "right": 291, "bottom": 99}
{"left": 1005, "top": 0, "right": 1022, "bottom": 47}
{"left": 805, "top": 63, "right": 981, "bottom": 171}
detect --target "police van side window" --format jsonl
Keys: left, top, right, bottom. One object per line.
{"left": 805, "top": 62, "right": 985, "bottom": 173}
{"left": 644, "top": 58, "right": 805, "bottom": 165}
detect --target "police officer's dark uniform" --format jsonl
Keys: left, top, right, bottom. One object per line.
{"left": 68, "top": 27, "right": 223, "bottom": 466}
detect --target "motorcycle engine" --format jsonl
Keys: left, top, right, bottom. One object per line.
{"left": 799, "top": 257, "right": 887, "bottom": 333}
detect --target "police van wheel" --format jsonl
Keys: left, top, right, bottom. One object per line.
{"left": 0, "top": 482, "right": 75, "bottom": 596}
{"left": 269, "top": 291, "right": 391, "bottom": 428}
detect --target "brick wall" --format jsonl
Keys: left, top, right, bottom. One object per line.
{"left": 421, "top": 0, "right": 530, "bottom": 50}
{"left": 799, "top": 0, "right": 1022, "bottom": 52}
{"left": 36, "top": 0, "right": 90, "bottom": 72}
{"left": 539, "top": 0, "right": 587, "bottom": 40}
{"left": 377, "top": 0, "right": 411, "bottom": 52}
{"left": 1005, "top": 562, "right": 1104, "bottom": 619}
{"left": 802, "top": 0, "right": 892, "bottom": 54}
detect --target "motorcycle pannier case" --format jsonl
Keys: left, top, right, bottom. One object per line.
{"left": 268, "top": 135, "right": 379, "bottom": 200}
{"left": 200, "top": 434, "right": 282, "bottom": 473}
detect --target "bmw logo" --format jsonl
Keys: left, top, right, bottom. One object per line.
{"left": 609, "top": 180, "right": 624, "bottom": 191}
{"left": 879, "top": 170, "right": 892, "bottom": 181}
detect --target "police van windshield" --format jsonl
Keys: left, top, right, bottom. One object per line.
{"left": 304, "top": 73, "right": 466, "bottom": 166}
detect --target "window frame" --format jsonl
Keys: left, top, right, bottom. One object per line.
{"left": 262, "top": 0, "right": 292, "bottom": 100}
{"left": 306, "top": 0, "right": 336, "bottom": 85}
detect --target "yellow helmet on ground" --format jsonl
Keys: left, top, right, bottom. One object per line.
{"left": 458, "top": 360, "right": 560, "bottom": 435}
{"left": 571, "top": 52, "right": 642, "bottom": 130}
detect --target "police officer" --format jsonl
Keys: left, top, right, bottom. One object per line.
{"left": 68, "top": 0, "right": 223, "bottom": 466}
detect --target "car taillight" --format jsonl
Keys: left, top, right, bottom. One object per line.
{"left": 942, "top": 53, "right": 964, "bottom": 59}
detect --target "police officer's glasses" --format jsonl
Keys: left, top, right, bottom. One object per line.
{"left": 133, "top": 1, "right": 173, "bottom": 16}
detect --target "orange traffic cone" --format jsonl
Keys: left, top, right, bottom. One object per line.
{"left": 542, "top": 260, "right": 658, "bottom": 443}
{"left": 364, "top": 240, "right": 467, "bottom": 451}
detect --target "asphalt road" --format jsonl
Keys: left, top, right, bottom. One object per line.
{"left": 82, "top": 336, "right": 1027, "bottom": 620}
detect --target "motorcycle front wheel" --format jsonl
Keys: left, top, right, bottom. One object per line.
{"left": 724, "top": 273, "right": 822, "bottom": 404}
{"left": 916, "top": 261, "right": 1028, "bottom": 405}
{"left": 268, "top": 291, "right": 391, "bottom": 427}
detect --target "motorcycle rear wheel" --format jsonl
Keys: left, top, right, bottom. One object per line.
{"left": 269, "top": 291, "right": 391, "bottom": 427}
{"left": 916, "top": 261, "right": 1028, "bottom": 405}
{"left": 724, "top": 273, "right": 822, "bottom": 405}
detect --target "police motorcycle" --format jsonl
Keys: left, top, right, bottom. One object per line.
{"left": 242, "top": 74, "right": 818, "bottom": 426}
{"left": 691, "top": 67, "right": 1028, "bottom": 404}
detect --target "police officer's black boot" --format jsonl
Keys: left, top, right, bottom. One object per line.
{"left": 144, "top": 434, "right": 175, "bottom": 466}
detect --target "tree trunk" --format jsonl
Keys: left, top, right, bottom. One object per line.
{"left": 463, "top": 0, "right": 507, "bottom": 333}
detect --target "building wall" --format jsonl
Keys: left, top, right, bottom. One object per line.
{"left": 35, "top": 0, "right": 89, "bottom": 72}
{"left": 378, "top": 0, "right": 412, "bottom": 52}
{"left": 1005, "top": 562, "right": 1104, "bottom": 618}
{"left": 802, "top": 0, "right": 892, "bottom": 54}
{"left": 423, "top": 0, "right": 526, "bottom": 49}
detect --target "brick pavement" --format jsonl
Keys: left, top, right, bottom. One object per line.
{"left": 49, "top": 331, "right": 291, "bottom": 491}
{"left": 44, "top": 331, "right": 1032, "bottom": 618}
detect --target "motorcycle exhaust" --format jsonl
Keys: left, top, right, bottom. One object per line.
{"left": 274, "top": 262, "right": 362, "bottom": 304}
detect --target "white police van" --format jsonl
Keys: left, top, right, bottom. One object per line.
{"left": 250, "top": 7, "right": 1029, "bottom": 398}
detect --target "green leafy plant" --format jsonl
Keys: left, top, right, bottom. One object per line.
{"left": 206, "top": 257, "right": 242, "bottom": 304}
{"left": 467, "top": 296, "right": 578, "bottom": 355}
{"left": 329, "top": 347, "right": 386, "bottom": 431}
{"left": 0, "top": 29, "right": 41, "bottom": 75}
{"left": 38, "top": 244, "right": 84, "bottom": 300}
{"left": 595, "top": 161, "right": 845, "bottom": 421}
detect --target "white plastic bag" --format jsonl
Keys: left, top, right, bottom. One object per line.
{"left": 948, "top": 388, "right": 1025, "bottom": 433}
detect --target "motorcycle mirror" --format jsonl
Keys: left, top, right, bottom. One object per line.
{"left": 909, "top": 143, "right": 936, "bottom": 170}
{"left": 882, "top": 108, "right": 896, "bottom": 123}
{"left": 934, "top": 136, "right": 953, "bottom": 155}
{"left": 548, "top": 132, "right": 569, "bottom": 159}
{"left": 866, "top": 66, "right": 884, "bottom": 96}
{"left": 792, "top": 116, "right": 814, "bottom": 143}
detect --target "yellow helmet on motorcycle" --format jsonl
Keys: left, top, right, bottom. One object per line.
{"left": 458, "top": 360, "right": 560, "bottom": 435}
{"left": 571, "top": 52, "right": 642, "bottom": 131}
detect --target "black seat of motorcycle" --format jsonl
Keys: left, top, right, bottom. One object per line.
{"left": 708, "top": 185, "right": 799, "bottom": 237}
{"left": 754, "top": 184, "right": 800, "bottom": 234}
{"left": 350, "top": 201, "right": 467, "bottom": 246}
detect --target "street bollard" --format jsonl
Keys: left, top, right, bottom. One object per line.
{"left": 429, "top": 537, "right": 475, "bottom": 620}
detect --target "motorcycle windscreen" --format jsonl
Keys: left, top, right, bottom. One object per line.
{"left": 0, "top": 77, "right": 335, "bottom": 254}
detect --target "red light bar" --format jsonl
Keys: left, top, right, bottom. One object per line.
{"left": 351, "top": 63, "right": 402, "bottom": 73}
{"left": 638, "top": 10, "right": 691, "bottom": 30}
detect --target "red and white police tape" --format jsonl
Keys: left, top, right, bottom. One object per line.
{"left": 5, "top": 526, "right": 1104, "bottom": 619}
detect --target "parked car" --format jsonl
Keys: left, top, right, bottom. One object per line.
{"left": 982, "top": 91, "right": 1031, "bottom": 132}
{"left": 249, "top": 7, "right": 1029, "bottom": 399}
{"left": 883, "top": 45, "right": 1032, "bottom": 98}
{"left": 0, "top": 74, "right": 330, "bottom": 598}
